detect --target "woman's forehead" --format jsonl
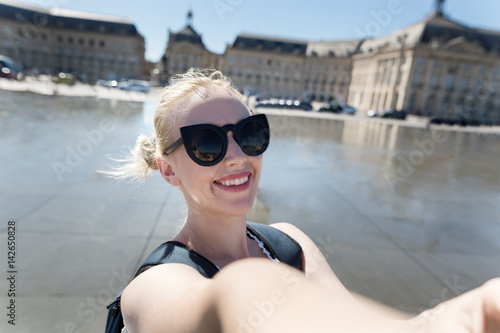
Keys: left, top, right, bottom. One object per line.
{"left": 176, "top": 88, "right": 250, "bottom": 127}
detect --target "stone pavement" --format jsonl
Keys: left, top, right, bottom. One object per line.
{"left": 0, "top": 89, "right": 499, "bottom": 332}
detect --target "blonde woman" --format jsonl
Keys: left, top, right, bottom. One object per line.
{"left": 107, "top": 68, "right": 499, "bottom": 333}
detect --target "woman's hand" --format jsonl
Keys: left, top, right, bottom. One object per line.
{"left": 411, "top": 278, "right": 500, "bottom": 333}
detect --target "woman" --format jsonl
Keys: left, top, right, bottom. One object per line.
{"left": 109, "top": 68, "right": 499, "bottom": 333}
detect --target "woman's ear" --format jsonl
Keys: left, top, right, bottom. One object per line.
{"left": 157, "top": 156, "right": 181, "bottom": 187}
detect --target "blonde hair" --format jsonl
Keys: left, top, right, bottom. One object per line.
{"left": 103, "top": 68, "right": 243, "bottom": 182}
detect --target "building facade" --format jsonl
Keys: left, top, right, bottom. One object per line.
{"left": 159, "top": 25, "right": 218, "bottom": 81}
{"left": 348, "top": 10, "right": 500, "bottom": 123}
{"left": 0, "top": 0, "right": 145, "bottom": 82}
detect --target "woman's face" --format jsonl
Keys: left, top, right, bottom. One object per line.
{"left": 164, "top": 86, "right": 263, "bottom": 217}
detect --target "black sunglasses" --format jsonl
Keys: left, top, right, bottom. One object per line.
{"left": 165, "top": 114, "right": 270, "bottom": 166}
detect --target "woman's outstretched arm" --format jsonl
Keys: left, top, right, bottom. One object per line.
{"left": 215, "top": 259, "right": 500, "bottom": 333}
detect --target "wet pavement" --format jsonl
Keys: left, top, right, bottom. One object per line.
{"left": 0, "top": 89, "right": 499, "bottom": 332}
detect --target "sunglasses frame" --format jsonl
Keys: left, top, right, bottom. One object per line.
{"left": 165, "top": 114, "right": 270, "bottom": 167}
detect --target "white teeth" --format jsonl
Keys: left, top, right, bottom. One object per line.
{"left": 217, "top": 176, "right": 249, "bottom": 186}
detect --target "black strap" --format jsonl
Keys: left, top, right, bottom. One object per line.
{"left": 135, "top": 222, "right": 303, "bottom": 278}
{"left": 135, "top": 241, "right": 219, "bottom": 279}
{"left": 246, "top": 222, "right": 303, "bottom": 271}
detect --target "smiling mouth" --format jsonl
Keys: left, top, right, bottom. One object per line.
{"left": 214, "top": 175, "right": 249, "bottom": 187}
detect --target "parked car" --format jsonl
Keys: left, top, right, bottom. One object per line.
{"left": 366, "top": 109, "right": 382, "bottom": 117}
{"left": 319, "top": 103, "right": 342, "bottom": 113}
{"left": 118, "top": 79, "right": 151, "bottom": 93}
{"left": 341, "top": 105, "right": 357, "bottom": 115}
{"left": 52, "top": 72, "right": 75, "bottom": 85}
{"left": 381, "top": 109, "right": 407, "bottom": 120}
{"left": 0, "top": 55, "right": 23, "bottom": 80}
{"left": 97, "top": 79, "right": 118, "bottom": 88}
{"left": 430, "top": 115, "right": 468, "bottom": 126}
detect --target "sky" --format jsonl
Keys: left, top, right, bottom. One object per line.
{"left": 11, "top": 0, "right": 500, "bottom": 62}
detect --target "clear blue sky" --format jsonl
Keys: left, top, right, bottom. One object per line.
{"left": 13, "top": 0, "right": 500, "bottom": 62}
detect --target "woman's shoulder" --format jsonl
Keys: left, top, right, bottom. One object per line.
{"left": 121, "top": 263, "right": 213, "bottom": 332}
{"left": 269, "top": 222, "right": 314, "bottom": 246}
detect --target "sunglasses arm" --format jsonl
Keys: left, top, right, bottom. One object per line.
{"left": 165, "top": 138, "right": 184, "bottom": 155}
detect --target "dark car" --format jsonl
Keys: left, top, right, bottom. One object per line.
{"left": 295, "top": 101, "right": 312, "bottom": 111}
{"left": 381, "top": 109, "right": 407, "bottom": 120}
{"left": 430, "top": 116, "right": 467, "bottom": 126}
{"left": 319, "top": 103, "right": 342, "bottom": 113}
{"left": 0, "top": 55, "right": 23, "bottom": 80}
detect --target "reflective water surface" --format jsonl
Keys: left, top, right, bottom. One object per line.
{"left": 0, "top": 90, "right": 499, "bottom": 331}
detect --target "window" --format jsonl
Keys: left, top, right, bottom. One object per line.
{"left": 445, "top": 73, "right": 455, "bottom": 91}
{"left": 434, "top": 60, "right": 441, "bottom": 69}
{"left": 464, "top": 63, "right": 471, "bottom": 72}
{"left": 460, "top": 77, "right": 468, "bottom": 91}
{"left": 430, "top": 73, "right": 439, "bottom": 89}
{"left": 412, "top": 71, "right": 422, "bottom": 87}
{"left": 425, "top": 95, "right": 435, "bottom": 113}
{"left": 416, "top": 57, "right": 425, "bottom": 67}
{"left": 440, "top": 96, "right": 450, "bottom": 115}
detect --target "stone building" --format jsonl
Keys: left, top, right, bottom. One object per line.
{"left": 348, "top": 7, "right": 500, "bottom": 123}
{"left": 221, "top": 33, "right": 307, "bottom": 98}
{"left": 0, "top": 0, "right": 145, "bottom": 82}
{"left": 220, "top": 34, "right": 359, "bottom": 101}
{"left": 158, "top": 11, "right": 219, "bottom": 83}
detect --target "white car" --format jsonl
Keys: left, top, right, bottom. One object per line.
{"left": 118, "top": 80, "right": 151, "bottom": 93}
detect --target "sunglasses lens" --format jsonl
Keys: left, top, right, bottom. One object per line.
{"left": 240, "top": 121, "right": 267, "bottom": 154}
{"left": 190, "top": 129, "right": 223, "bottom": 162}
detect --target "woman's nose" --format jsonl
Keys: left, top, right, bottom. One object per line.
{"left": 223, "top": 132, "right": 247, "bottom": 166}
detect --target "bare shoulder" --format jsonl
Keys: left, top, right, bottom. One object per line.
{"left": 121, "top": 263, "right": 218, "bottom": 333}
{"left": 269, "top": 222, "right": 316, "bottom": 249}
{"left": 269, "top": 222, "right": 352, "bottom": 298}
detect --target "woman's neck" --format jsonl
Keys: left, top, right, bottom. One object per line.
{"left": 174, "top": 211, "right": 250, "bottom": 268}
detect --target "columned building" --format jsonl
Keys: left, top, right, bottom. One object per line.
{"left": 0, "top": 0, "right": 145, "bottom": 82}
{"left": 220, "top": 34, "right": 359, "bottom": 100}
{"left": 348, "top": 8, "right": 500, "bottom": 123}
{"left": 221, "top": 34, "right": 308, "bottom": 98}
